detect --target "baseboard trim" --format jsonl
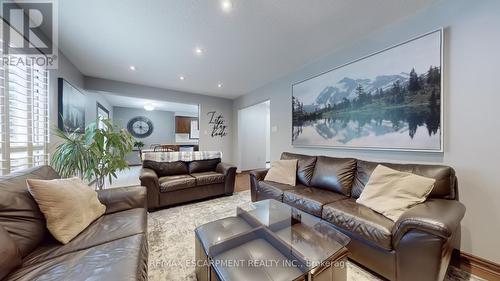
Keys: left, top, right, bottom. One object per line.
{"left": 451, "top": 250, "right": 500, "bottom": 280}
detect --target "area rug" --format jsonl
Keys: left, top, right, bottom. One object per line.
{"left": 147, "top": 190, "right": 482, "bottom": 281}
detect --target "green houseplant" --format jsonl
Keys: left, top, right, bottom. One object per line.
{"left": 51, "top": 119, "right": 134, "bottom": 189}
{"left": 133, "top": 140, "right": 145, "bottom": 150}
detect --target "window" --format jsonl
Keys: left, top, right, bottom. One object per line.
{"left": 0, "top": 45, "right": 49, "bottom": 175}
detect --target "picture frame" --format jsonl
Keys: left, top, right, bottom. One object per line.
{"left": 291, "top": 29, "right": 443, "bottom": 152}
{"left": 58, "top": 78, "right": 86, "bottom": 133}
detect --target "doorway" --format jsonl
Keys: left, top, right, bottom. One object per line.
{"left": 238, "top": 100, "right": 270, "bottom": 171}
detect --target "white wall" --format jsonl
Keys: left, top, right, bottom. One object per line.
{"left": 265, "top": 104, "right": 270, "bottom": 163}
{"left": 233, "top": 0, "right": 500, "bottom": 263}
{"left": 238, "top": 101, "right": 269, "bottom": 171}
{"left": 47, "top": 53, "right": 113, "bottom": 154}
{"left": 85, "top": 77, "right": 234, "bottom": 163}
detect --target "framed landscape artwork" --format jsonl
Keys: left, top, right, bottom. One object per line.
{"left": 58, "top": 78, "right": 86, "bottom": 133}
{"left": 292, "top": 29, "right": 443, "bottom": 152}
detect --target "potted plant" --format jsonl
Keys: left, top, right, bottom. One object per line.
{"left": 51, "top": 119, "right": 134, "bottom": 189}
{"left": 134, "top": 140, "right": 145, "bottom": 150}
{"left": 133, "top": 140, "right": 145, "bottom": 159}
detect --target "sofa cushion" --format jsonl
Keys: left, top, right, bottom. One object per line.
{"left": 264, "top": 159, "right": 297, "bottom": 186}
{"left": 189, "top": 158, "right": 221, "bottom": 174}
{"left": 159, "top": 175, "right": 196, "bottom": 192}
{"left": 0, "top": 226, "right": 21, "bottom": 280}
{"left": 26, "top": 177, "right": 106, "bottom": 244}
{"left": 310, "top": 156, "right": 356, "bottom": 196}
{"left": 143, "top": 160, "right": 188, "bottom": 176}
{"left": 256, "top": 181, "right": 297, "bottom": 201}
{"left": 352, "top": 160, "right": 456, "bottom": 199}
{"left": 322, "top": 199, "right": 394, "bottom": 250}
{"left": 21, "top": 208, "right": 146, "bottom": 266}
{"left": 195, "top": 217, "right": 253, "bottom": 252}
{"left": 283, "top": 186, "right": 347, "bottom": 217}
{"left": 356, "top": 165, "right": 435, "bottom": 221}
{"left": 0, "top": 166, "right": 60, "bottom": 257}
{"left": 191, "top": 172, "right": 225, "bottom": 186}
{"left": 281, "top": 152, "right": 317, "bottom": 186}
{"left": 4, "top": 234, "right": 148, "bottom": 281}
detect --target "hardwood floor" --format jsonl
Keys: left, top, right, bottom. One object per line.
{"left": 235, "top": 171, "right": 250, "bottom": 192}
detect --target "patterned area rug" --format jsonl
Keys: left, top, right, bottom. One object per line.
{"left": 147, "top": 191, "right": 482, "bottom": 281}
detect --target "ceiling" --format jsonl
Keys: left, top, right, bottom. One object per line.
{"left": 101, "top": 93, "right": 199, "bottom": 116}
{"left": 58, "top": 0, "right": 439, "bottom": 99}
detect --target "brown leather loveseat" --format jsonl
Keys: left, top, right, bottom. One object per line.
{"left": 250, "top": 152, "right": 465, "bottom": 281}
{"left": 0, "top": 166, "right": 148, "bottom": 281}
{"left": 140, "top": 158, "right": 236, "bottom": 210}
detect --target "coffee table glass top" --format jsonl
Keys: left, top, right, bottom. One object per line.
{"left": 236, "top": 199, "right": 350, "bottom": 268}
{"left": 207, "top": 199, "right": 350, "bottom": 280}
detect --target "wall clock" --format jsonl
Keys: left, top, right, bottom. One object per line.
{"left": 127, "top": 116, "right": 154, "bottom": 138}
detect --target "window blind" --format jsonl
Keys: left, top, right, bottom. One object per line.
{"left": 0, "top": 41, "right": 50, "bottom": 175}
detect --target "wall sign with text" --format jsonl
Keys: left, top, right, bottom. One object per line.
{"left": 207, "top": 111, "right": 227, "bottom": 137}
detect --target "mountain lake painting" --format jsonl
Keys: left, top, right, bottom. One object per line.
{"left": 292, "top": 30, "right": 443, "bottom": 151}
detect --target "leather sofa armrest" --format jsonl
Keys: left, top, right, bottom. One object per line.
{"left": 97, "top": 185, "right": 147, "bottom": 214}
{"left": 139, "top": 168, "right": 160, "bottom": 210}
{"left": 249, "top": 168, "right": 269, "bottom": 201}
{"left": 249, "top": 168, "right": 269, "bottom": 181}
{"left": 216, "top": 162, "right": 237, "bottom": 195}
{"left": 392, "top": 199, "right": 465, "bottom": 247}
{"left": 216, "top": 162, "right": 237, "bottom": 175}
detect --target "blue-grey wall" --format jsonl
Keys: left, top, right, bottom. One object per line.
{"left": 234, "top": 0, "right": 500, "bottom": 263}
{"left": 113, "top": 106, "right": 176, "bottom": 148}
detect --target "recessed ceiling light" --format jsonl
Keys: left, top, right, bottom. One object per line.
{"left": 221, "top": 0, "right": 232, "bottom": 12}
{"left": 195, "top": 47, "right": 203, "bottom": 55}
{"left": 179, "top": 75, "right": 185, "bottom": 80}
{"left": 144, "top": 104, "right": 155, "bottom": 111}
{"left": 129, "top": 66, "right": 136, "bottom": 71}
{"left": 217, "top": 83, "right": 223, "bottom": 88}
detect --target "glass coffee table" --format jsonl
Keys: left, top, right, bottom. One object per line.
{"left": 195, "top": 199, "right": 350, "bottom": 281}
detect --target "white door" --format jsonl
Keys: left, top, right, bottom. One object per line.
{"left": 238, "top": 100, "right": 270, "bottom": 171}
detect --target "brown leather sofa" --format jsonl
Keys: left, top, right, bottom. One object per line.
{"left": 0, "top": 166, "right": 148, "bottom": 281}
{"left": 250, "top": 152, "right": 465, "bottom": 281}
{"left": 140, "top": 158, "right": 236, "bottom": 210}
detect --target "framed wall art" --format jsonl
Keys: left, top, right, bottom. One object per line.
{"left": 292, "top": 29, "right": 443, "bottom": 152}
{"left": 58, "top": 78, "right": 86, "bottom": 133}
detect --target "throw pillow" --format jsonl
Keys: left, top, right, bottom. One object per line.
{"left": 264, "top": 159, "right": 298, "bottom": 186}
{"left": 356, "top": 165, "right": 435, "bottom": 221}
{"left": 26, "top": 177, "right": 106, "bottom": 244}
